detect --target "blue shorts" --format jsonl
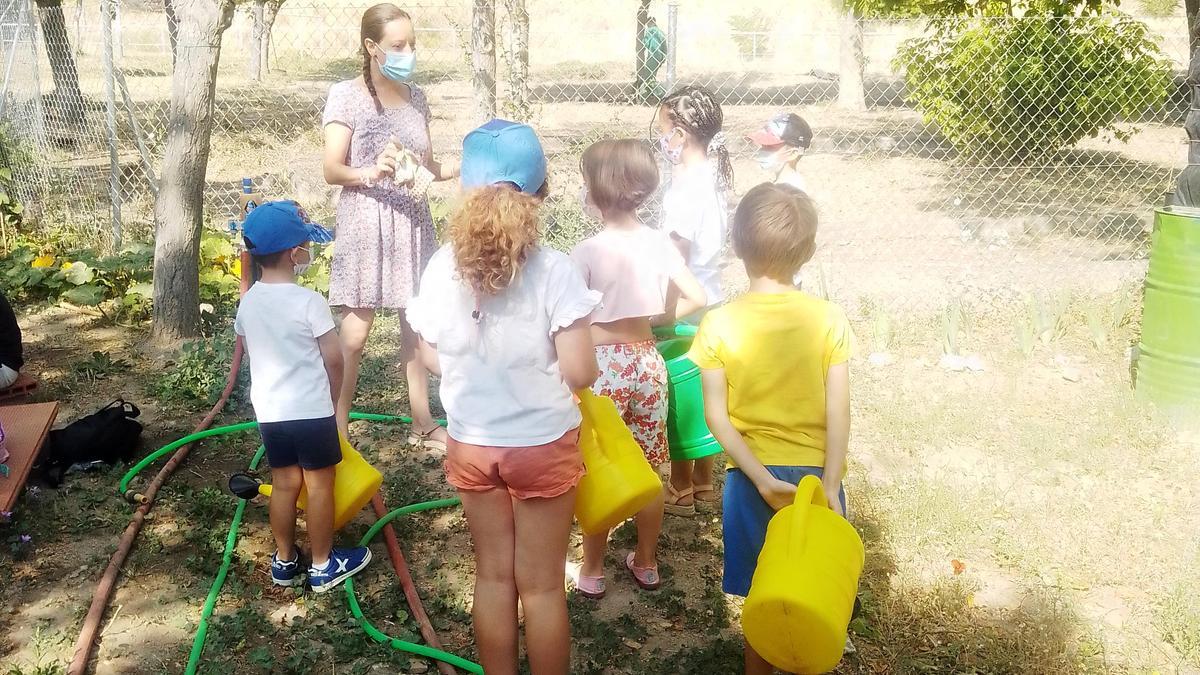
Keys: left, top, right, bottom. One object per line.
{"left": 258, "top": 415, "right": 342, "bottom": 470}
{"left": 722, "top": 466, "right": 846, "bottom": 597}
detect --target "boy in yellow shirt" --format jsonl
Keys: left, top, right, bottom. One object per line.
{"left": 687, "top": 182, "right": 853, "bottom": 675}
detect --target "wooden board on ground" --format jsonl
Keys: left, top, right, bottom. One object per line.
{"left": 0, "top": 401, "right": 59, "bottom": 513}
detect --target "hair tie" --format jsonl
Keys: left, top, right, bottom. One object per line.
{"left": 707, "top": 131, "right": 728, "bottom": 155}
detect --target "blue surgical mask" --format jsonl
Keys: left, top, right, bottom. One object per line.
{"left": 377, "top": 47, "right": 416, "bottom": 82}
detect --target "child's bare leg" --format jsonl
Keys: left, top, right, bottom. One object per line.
{"left": 669, "top": 460, "right": 695, "bottom": 506}
{"left": 692, "top": 455, "right": 717, "bottom": 498}
{"left": 581, "top": 529, "right": 609, "bottom": 578}
{"left": 460, "top": 488, "right": 519, "bottom": 675}
{"left": 336, "top": 308, "right": 375, "bottom": 440}
{"left": 268, "top": 465, "right": 303, "bottom": 558}
{"left": 301, "top": 465, "right": 336, "bottom": 566}
{"left": 745, "top": 640, "right": 777, "bottom": 675}
{"left": 633, "top": 489, "right": 665, "bottom": 568}
{"left": 514, "top": 489, "right": 576, "bottom": 675}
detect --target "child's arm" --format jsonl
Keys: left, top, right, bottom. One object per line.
{"left": 823, "top": 362, "right": 850, "bottom": 517}
{"left": 417, "top": 337, "right": 441, "bottom": 376}
{"left": 701, "top": 368, "right": 798, "bottom": 511}
{"left": 317, "top": 329, "right": 344, "bottom": 411}
{"left": 553, "top": 317, "right": 599, "bottom": 391}
{"left": 668, "top": 232, "right": 692, "bottom": 262}
{"left": 668, "top": 266, "right": 708, "bottom": 321}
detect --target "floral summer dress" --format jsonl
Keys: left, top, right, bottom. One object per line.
{"left": 322, "top": 79, "right": 436, "bottom": 309}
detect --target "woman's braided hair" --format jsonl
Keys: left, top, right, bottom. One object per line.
{"left": 360, "top": 3, "right": 411, "bottom": 113}
{"left": 660, "top": 84, "right": 733, "bottom": 191}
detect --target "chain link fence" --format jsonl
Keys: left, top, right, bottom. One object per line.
{"left": 0, "top": 0, "right": 1190, "bottom": 318}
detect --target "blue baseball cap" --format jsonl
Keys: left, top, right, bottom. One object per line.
{"left": 461, "top": 119, "right": 546, "bottom": 194}
{"left": 242, "top": 200, "right": 333, "bottom": 255}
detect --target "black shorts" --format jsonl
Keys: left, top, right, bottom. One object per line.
{"left": 258, "top": 415, "right": 342, "bottom": 470}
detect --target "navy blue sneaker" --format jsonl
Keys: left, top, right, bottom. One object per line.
{"left": 308, "top": 546, "right": 372, "bottom": 593}
{"left": 271, "top": 548, "right": 304, "bottom": 587}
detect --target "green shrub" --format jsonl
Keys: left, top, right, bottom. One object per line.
{"left": 1140, "top": 0, "right": 1180, "bottom": 17}
{"left": 895, "top": 15, "right": 1171, "bottom": 161}
{"left": 154, "top": 338, "right": 246, "bottom": 405}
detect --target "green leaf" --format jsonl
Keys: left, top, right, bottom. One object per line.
{"left": 126, "top": 282, "right": 154, "bottom": 299}
{"left": 63, "top": 284, "right": 105, "bottom": 306}
{"left": 64, "top": 261, "right": 95, "bottom": 285}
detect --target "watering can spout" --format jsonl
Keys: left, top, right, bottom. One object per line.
{"left": 228, "top": 472, "right": 267, "bottom": 500}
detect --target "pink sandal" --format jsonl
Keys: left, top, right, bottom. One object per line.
{"left": 567, "top": 564, "right": 606, "bottom": 599}
{"left": 625, "top": 552, "right": 661, "bottom": 591}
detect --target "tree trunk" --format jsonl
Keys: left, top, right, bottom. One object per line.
{"left": 471, "top": 0, "right": 496, "bottom": 123}
{"left": 249, "top": 0, "right": 265, "bottom": 81}
{"left": 837, "top": 9, "right": 867, "bottom": 112}
{"left": 164, "top": 0, "right": 180, "bottom": 66}
{"left": 152, "top": 0, "right": 235, "bottom": 342}
{"left": 634, "top": 0, "right": 649, "bottom": 89}
{"left": 1187, "top": 0, "right": 1200, "bottom": 165}
{"left": 501, "top": 0, "right": 529, "bottom": 119}
{"left": 34, "top": 0, "right": 85, "bottom": 126}
{"left": 261, "top": 0, "right": 281, "bottom": 74}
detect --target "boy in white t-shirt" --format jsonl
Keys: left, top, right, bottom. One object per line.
{"left": 747, "top": 112, "right": 814, "bottom": 194}
{"left": 234, "top": 200, "right": 371, "bottom": 594}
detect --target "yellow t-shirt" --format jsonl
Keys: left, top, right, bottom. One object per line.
{"left": 687, "top": 291, "right": 853, "bottom": 470}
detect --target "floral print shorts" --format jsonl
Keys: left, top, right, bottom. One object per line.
{"left": 592, "top": 340, "right": 670, "bottom": 467}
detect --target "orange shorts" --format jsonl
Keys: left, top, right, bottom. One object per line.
{"left": 444, "top": 428, "right": 584, "bottom": 500}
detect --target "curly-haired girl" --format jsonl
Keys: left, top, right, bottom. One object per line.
{"left": 655, "top": 84, "right": 734, "bottom": 516}
{"left": 407, "top": 120, "right": 600, "bottom": 675}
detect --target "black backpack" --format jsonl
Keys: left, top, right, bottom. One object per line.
{"left": 37, "top": 399, "right": 143, "bottom": 486}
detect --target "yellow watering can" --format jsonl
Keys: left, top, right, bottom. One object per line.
{"left": 228, "top": 436, "right": 384, "bottom": 531}
{"left": 742, "top": 474, "right": 864, "bottom": 674}
{"left": 574, "top": 390, "right": 663, "bottom": 536}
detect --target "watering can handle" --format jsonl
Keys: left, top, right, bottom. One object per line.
{"left": 787, "top": 475, "right": 828, "bottom": 554}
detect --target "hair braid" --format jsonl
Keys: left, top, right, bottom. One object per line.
{"left": 660, "top": 84, "right": 734, "bottom": 191}
{"left": 362, "top": 51, "right": 382, "bottom": 113}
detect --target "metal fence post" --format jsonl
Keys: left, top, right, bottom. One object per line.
{"left": 101, "top": 0, "right": 121, "bottom": 248}
{"left": 665, "top": 2, "right": 677, "bottom": 92}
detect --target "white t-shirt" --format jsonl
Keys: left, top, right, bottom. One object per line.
{"left": 661, "top": 161, "right": 727, "bottom": 306}
{"left": 407, "top": 245, "right": 601, "bottom": 447}
{"left": 234, "top": 283, "right": 337, "bottom": 424}
{"left": 777, "top": 172, "right": 808, "bottom": 194}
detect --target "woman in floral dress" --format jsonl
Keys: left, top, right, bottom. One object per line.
{"left": 321, "top": 3, "right": 457, "bottom": 447}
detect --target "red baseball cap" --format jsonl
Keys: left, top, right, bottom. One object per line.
{"left": 747, "top": 113, "right": 813, "bottom": 149}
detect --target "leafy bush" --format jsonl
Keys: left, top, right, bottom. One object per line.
{"left": 1139, "top": 0, "right": 1180, "bottom": 17}
{"left": 154, "top": 338, "right": 246, "bottom": 404}
{"left": 895, "top": 15, "right": 1171, "bottom": 161}
{"left": 728, "top": 10, "right": 771, "bottom": 60}
{"left": 0, "top": 230, "right": 246, "bottom": 320}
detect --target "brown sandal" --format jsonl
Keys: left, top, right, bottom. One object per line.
{"left": 692, "top": 482, "right": 719, "bottom": 510}
{"left": 664, "top": 484, "right": 695, "bottom": 517}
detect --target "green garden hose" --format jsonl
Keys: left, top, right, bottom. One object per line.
{"left": 345, "top": 497, "right": 484, "bottom": 675}
{"left": 184, "top": 443, "right": 267, "bottom": 675}
{"left": 121, "top": 413, "right": 479, "bottom": 674}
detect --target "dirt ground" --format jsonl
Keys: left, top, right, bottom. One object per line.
{"left": 2, "top": 276, "right": 1198, "bottom": 674}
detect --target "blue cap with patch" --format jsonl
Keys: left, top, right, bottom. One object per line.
{"left": 242, "top": 200, "right": 333, "bottom": 256}
{"left": 461, "top": 119, "right": 546, "bottom": 194}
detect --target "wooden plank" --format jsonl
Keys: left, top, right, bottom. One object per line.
{"left": 0, "top": 401, "right": 59, "bottom": 513}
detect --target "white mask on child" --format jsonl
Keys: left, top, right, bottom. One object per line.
{"left": 293, "top": 247, "right": 312, "bottom": 277}
{"left": 579, "top": 186, "right": 602, "bottom": 221}
{"left": 756, "top": 148, "right": 785, "bottom": 174}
